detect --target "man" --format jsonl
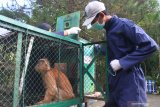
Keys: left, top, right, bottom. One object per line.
{"left": 82, "top": 1, "right": 159, "bottom": 107}
{"left": 37, "top": 22, "right": 81, "bottom": 36}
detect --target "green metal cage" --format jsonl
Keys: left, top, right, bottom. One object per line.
{"left": 0, "top": 14, "right": 83, "bottom": 107}
{"left": 0, "top": 12, "right": 109, "bottom": 107}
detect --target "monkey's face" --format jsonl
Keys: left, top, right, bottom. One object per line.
{"left": 35, "top": 59, "right": 50, "bottom": 73}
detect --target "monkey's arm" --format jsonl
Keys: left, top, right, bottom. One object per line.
{"left": 36, "top": 90, "right": 54, "bottom": 105}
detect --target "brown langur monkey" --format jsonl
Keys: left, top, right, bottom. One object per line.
{"left": 35, "top": 58, "right": 75, "bottom": 105}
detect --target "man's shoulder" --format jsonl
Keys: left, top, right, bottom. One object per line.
{"left": 110, "top": 16, "right": 135, "bottom": 28}
{"left": 118, "top": 17, "right": 135, "bottom": 27}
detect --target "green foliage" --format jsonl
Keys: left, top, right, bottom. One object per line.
{"left": 143, "top": 52, "right": 159, "bottom": 76}
{"left": 30, "top": 0, "right": 68, "bottom": 27}
{"left": 0, "top": 9, "right": 30, "bottom": 23}
{"left": 156, "top": 79, "right": 160, "bottom": 94}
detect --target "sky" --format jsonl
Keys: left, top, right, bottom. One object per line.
{"left": 0, "top": 28, "right": 10, "bottom": 36}
{"left": 0, "top": 0, "right": 33, "bottom": 10}
{"left": 0, "top": 0, "right": 26, "bottom": 35}
{"left": 0, "top": 0, "right": 25, "bottom": 8}
{"left": 0, "top": 0, "right": 33, "bottom": 17}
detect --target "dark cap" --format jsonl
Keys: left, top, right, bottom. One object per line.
{"left": 37, "top": 23, "right": 51, "bottom": 31}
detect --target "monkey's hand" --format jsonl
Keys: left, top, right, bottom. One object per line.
{"left": 36, "top": 97, "right": 52, "bottom": 105}
{"left": 36, "top": 101, "right": 44, "bottom": 105}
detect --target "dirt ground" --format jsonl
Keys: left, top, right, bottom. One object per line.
{"left": 86, "top": 94, "right": 160, "bottom": 107}
{"left": 147, "top": 94, "right": 160, "bottom": 107}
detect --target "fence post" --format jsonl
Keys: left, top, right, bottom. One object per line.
{"left": 105, "top": 43, "right": 109, "bottom": 101}
{"left": 78, "top": 45, "right": 84, "bottom": 107}
{"left": 13, "top": 32, "right": 22, "bottom": 107}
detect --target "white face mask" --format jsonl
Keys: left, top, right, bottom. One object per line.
{"left": 91, "top": 21, "right": 105, "bottom": 30}
{"left": 88, "top": 14, "right": 105, "bottom": 30}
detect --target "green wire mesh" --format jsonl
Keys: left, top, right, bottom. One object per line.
{"left": 0, "top": 28, "right": 80, "bottom": 107}
{"left": 0, "top": 32, "right": 17, "bottom": 107}
{"left": 83, "top": 43, "right": 108, "bottom": 100}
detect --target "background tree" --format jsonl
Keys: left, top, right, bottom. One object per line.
{"left": 0, "top": 9, "right": 30, "bottom": 22}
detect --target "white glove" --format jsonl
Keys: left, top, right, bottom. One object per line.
{"left": 110, "top": 59, "right": 122, "bottom": 72}
{"left": 66, "top": 27, "right": 81, "bottom": 35}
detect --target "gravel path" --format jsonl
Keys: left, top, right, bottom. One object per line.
{"left": 86, "top": 94, "right": 160, "bottom": 107}
{"left": 148, "top": 94, "right": 160, "bottom": 107}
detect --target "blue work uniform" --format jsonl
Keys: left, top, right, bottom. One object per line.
{"left": 104, "top": 16, "right": 159, "bottom": 107}
{"left": 55, "top": 31, "right": 64, "bottom": 36}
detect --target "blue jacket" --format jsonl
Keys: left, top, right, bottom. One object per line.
{"left": 55, "top": 31, "right": 64, "bottom": 36}
{"left": 105, "top": 16, "right": 158, "bottom": 71}
{"left": 104, "top": 16, "right": 158, "bottom": 107}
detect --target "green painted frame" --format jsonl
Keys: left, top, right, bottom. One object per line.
{"left": 0, "top": 15, "right": 83, "bottom": 107}
{"left": 82, "top": 41, "right": 109, "bottom": 101}
{"left": 0, "top": 15, "right": 82, "bottom": 45}
{"left": 27, "top": 98, "right": 82, "bottom": 107}
{"left": 13, "top": 32, "right": 23, "bottom": 107}
{"left": 0, "top": 14, "right": 109, "bottom": 107}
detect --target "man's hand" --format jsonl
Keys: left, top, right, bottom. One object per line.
{"left": 110, "top": 59, "right": 122, "bottom": 72}
{"left": 65, "top": 27, "right": 81, "bottom": 35}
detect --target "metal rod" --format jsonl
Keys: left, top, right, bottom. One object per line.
{"left": 83, "top": 41, "right": 106, "bottom": 46}
{"left": 0, "top": 15, "right": 82, "bottom": 45}
{"left": 13, "top": 32, "right": 23, "bottom": 107}
{"left": 105, "top": 40, "right": 109, "bottom": 101}
{"left": 84, "top": 96, "right": 105, "bottom": 101}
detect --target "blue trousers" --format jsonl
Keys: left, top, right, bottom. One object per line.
{"left": 105, "top": 66, "right": 147, "bottom": 107}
